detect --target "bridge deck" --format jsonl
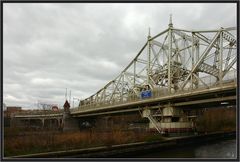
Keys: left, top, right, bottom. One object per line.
{"left": 12, "top": 82, "right": 236, "bottom": 118}
{"left": 71, "top": 82, "right": 236, "bottom": 117}
{"left": 13, "top": 111, "right": 63, "bottom": 119}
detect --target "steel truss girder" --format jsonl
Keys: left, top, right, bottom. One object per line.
{"left": 79, "top": 25, "right": 236, "bottom": 108}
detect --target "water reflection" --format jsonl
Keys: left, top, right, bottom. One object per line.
{"left": 195, "top": 139, "right": 236, "bottom": 158}
{"left": 133, "top": 138, "right": 236, "bottom": 158}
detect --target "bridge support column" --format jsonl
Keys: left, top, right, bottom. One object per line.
{"left": 41, "top": 118, "right": 45, "bottom": 129}
{"left": 57, "top": 118, "right": 61, "bottom": 130}
{"left": 142, "top": 106, "right": 196, "bottom": 135}
{"left": 63, "top": 100, "right": 79, "bottom": 131}
{"left": 10, "top": 117, "right": 25, "bottom": 128}
{"left": 63, "top": 113, "right": 79, "bottom": 132}
{"left": 104, "top": 116, "right": 113, "bottom": 130}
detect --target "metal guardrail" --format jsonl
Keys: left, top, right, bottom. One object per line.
{"left": 12, "top": 109, "right": 64, "bottom": 117}
{"left": 14, "top": 113, "right": 63, "bottom": 118}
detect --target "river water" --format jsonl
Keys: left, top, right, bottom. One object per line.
{"left": 131, "top": 138, "right": 237, "bottom": 158}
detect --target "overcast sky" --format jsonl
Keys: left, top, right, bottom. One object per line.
{"left": 3, "top": 3, "right": 236, "bottom": 109}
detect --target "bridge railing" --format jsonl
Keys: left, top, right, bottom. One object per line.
{"left": 71, "top": 75, "right": 236, "bottom": 113}
{"left": 12, "top": 109, "right": 64, "bottom": 117}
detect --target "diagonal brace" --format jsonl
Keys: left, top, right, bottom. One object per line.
{"left": 180, "top": 31, "right": 221, "bottom": 89}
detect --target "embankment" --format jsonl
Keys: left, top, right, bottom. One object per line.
{"left": 7, "top": 131, "right": 236, "bottom": 158}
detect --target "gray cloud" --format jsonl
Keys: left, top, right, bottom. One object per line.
{"left": 3, "top": 3, "right": 236, "bottom": 109}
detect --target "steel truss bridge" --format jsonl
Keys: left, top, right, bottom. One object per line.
{"left": 12, "top": 19, "right": 237, "bottom": 121}
{"left": 71, "top": 19, "right": 237, "bottom": 117}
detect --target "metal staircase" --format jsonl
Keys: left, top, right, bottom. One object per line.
{"left": 142, "top": 109, "right": 163, "bottom": 134}
{"left": 197, "top": 62, "right": 219, "bottom": 77}
{"left": 222, "top": 32, "right": 236, "bottom": 45}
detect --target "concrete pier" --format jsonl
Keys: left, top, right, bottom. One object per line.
{"left": 62, "top": 100, "right": 79, "bottom": 131}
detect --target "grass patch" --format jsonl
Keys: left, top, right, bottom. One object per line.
{"left": 144, "top": 133, "right": 164, "bottom": 142}
{"left": 4, "top": 129, "right": 151, "bottom": 157}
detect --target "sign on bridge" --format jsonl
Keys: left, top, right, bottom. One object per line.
{"left": 141, "top": 90, "right": 152, "bottom": 99}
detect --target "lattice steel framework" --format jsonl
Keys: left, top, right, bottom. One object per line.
{"left": 79, "top": 18, "right": 237, "bottom": 108}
